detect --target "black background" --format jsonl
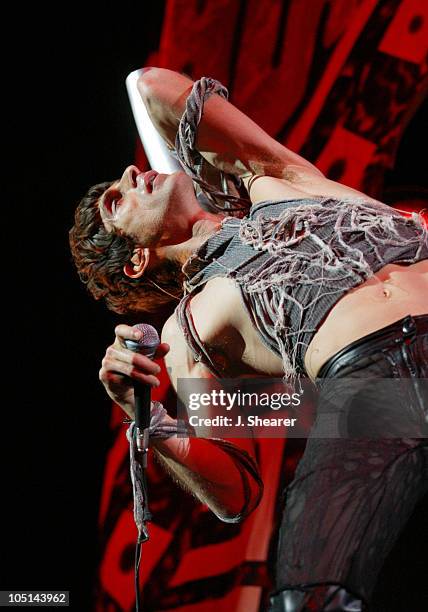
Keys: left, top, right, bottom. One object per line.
{"left": 1, "top": 2, "right": 426, "bottom": 611}
{"left": 2, "top": 3, "right": 165, "bottom": 609}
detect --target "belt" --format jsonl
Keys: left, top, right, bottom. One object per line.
{"left": 317, "top": 314, "right": 428, "bottom": 380}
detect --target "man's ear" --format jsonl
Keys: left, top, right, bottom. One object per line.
{"left": 123, "top": 247, "right": 150, "bottom": 279}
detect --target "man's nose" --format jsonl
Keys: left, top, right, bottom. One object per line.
{"left": 119, "top": 165, "right": 140, "bottom": 190}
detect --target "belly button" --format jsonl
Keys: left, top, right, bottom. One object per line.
{"left": 383, "top": 288, "right": 391, "bottom": 298}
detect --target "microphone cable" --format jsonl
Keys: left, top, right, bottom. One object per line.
{"left": 132, "top": 422, "right": 152, "bottom": 612}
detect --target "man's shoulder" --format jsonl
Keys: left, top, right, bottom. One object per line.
{"left": 191, "top": 279, "right": 247, "bottom": 375}
{"left": 161, "top": 281, "right": 241, "bottom": 343}
{"left": 162, "top": 277, "right": 246, "bottom": 357}
{"left": 161, "top": 311, "right": 182, "bottom": 345}
{"left": 195, "top": 275, "right": 243, "bottom": 318}
{"left": 163, "top": 278, "right": 245, "bottom": 349}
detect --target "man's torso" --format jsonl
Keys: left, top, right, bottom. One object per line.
{"left": 163, "top": 174, "right": 428, "bottom": 388}
{"left": 163, "top": 260, "right": 428, "bottom": 391}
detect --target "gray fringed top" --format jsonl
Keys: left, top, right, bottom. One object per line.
{"left": 173, "top": 77, "right": 427, "bottom": 379}
{"left": 176, "top": 197, "right": 428, "bottom": 379}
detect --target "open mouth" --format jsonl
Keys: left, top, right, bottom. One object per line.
{"left": 136, "top": 170, "right": 158, "bottom": 194}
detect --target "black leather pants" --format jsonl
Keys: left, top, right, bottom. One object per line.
{"left": 270, "top": 315, "right": 428, "bottom": 611}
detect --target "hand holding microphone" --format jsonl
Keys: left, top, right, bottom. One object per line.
{"left": 124, "top": 323, "right": 160, "bottom": 458}
{"left": 99, "top": 323, "right": 170, "bottom": 438}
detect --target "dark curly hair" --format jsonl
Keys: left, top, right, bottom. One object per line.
{"left": 69, "top": 181, "right": 183, "bottom": 314}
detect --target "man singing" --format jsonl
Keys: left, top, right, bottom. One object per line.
{"left": 70, "top": 68, "right": 428, "bottom": 611}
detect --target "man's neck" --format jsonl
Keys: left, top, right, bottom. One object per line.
{"left": 192, "top": 217, "right": 221, "bottom": 237}
{"left": 155, "top": 217, "right": 221, "bottom": 268}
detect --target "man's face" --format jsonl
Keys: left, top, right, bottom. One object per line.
{"left": 99, "top": 165, "right": 197, "bottom": 246}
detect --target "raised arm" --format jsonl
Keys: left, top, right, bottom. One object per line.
{"left": 137, "top": 68, "right": 379, "bottom": 205}
{"left": 137, "top": 67, "right": 322, "bottom": 180}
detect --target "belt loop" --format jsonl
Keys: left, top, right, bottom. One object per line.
{"left": 401, "top": 315, "right": 417, "bottom": 344}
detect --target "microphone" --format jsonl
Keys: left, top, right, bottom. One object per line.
{"left": 125, "top": 323, "right": 160, "bottom": 463}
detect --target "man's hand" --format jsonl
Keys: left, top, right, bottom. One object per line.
{"left": 99, "top": 324, "right": 170, "bottom": 419}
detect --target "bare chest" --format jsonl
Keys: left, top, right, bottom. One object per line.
{"left": 184, "top": 277, "right": 285, "bottom": 378}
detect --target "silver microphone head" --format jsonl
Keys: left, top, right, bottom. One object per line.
{"left": 124, "top": 323, "right": 160, "bottom": 358}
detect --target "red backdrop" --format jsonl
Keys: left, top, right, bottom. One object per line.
{"left": 95, "top": 1, "right": 427, "bottom": 610}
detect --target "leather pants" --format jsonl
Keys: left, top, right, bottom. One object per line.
{"left": 270, "top": 315, "right": 428, "bottom": 611}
